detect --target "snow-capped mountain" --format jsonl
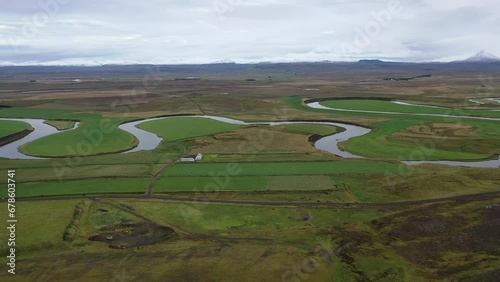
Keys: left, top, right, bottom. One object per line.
{"left": 464, "top": 50, "right": 500, "bottom": 62}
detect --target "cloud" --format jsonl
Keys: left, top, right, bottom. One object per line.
{"left": 0, "top": 0, "right": 498, "bottom": 65}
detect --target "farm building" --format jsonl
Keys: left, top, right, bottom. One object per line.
{"left": 180, "top": 153, "right": 203, "bottom": 162}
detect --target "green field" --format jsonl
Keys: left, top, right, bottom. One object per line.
{"left": 277, "top": 123, "right": 340, "bottom": 135}
{"left": 20, "top": 118, "right": 138, "bottom": 157}
{"left": 155, "top": 176, "right": 268, "bottom": 192}
{"left": 130, "top": 200, "right": 362, "bottom": 236}
{"left": 2, "top": 197, "right": 497, "bottom": 281}
{"left": 0, "top": 120, "right": 32, "bottom": 138}
{"left": 0, "top": 200, "right": 80, "bottom": 253}
{"left": 341, "top": 119, "right": 498, "bottom": 160}
{"left": 12, "top": 164, "right": 152, "bottom": 183}
{"left": 0, "top": 108, "right": 140, "bottom": 158}
{"left": 156, "top": 175, "right": 342, "bottom": 192}
{"left": 282, "top": 97, "right": 500, "bottom": 161}
{"left": 138, "top": 117, "right": 242, "bottom": 141}
{"left": 17, "top": 178, "right": 149, "bottom": 197}
{"left": 163, "top": 161, "right": 404, "bottom": 177}
{"left": 321, "top": 99, "right": 500, "bottom": 118}
{"left": 44, "top": 120, "right": 77, "bottom": 130}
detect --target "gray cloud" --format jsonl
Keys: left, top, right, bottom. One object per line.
{"left": 0, "top": 0, "right": 498, "bottom": 65}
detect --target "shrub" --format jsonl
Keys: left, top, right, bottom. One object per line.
{"left": 63, "top": 201, "right": 88, "bottom": 242}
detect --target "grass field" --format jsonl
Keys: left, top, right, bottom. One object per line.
{"left": 283, "top": 97, "right": 500, "bottom": 160}
{"left": 16, "top": 178, "right": 149, "bottom": 197}
{"left": 0, "top": 200, "right": 80, "bottom": 253}
{"left": 138, "top": 117, "right": 242, "bottom": 141}
{"left": 13, "top": 164, "right": 152, "bottom": 183}
{"left": 10, "top": 163, "right": 498, "bottom": 201}
{"left": 267, "top": 175, "right": 336, "bottom": 190}
{"left": 156, "top": 175, "right": 339, "bottom": 192}
{"left": 190, "top": 126, "right": 338, "bottom": 156}
{"left": 162, "top": 161, "right": 404, "bottom": 177}
{"left": 129, "top": 200, "right": 354, "bottom": 237}
{"left": 0, "top": 120, "right": 32, "bottom": 138}
{"left": 277, "top": 123, "right": 340, "bottom": 135}
{"left": 20, "top": 118, "right": 138, "bottom": 157}
{"left": 321, "top": 99, "right": 500, "bottom": 118}
{"left": 341, "top": 119, "right": 498, "bottom": 160}
{"left": 43, "top": 120, "right": 77, "bottom": 130}
{"left": 330, "top": 166, "right": 500, "bottom": 202}
{"left": 2, "top": 197, "right": 497, "bottom": 281}
{"left": 155, "top": 176, "right": 268, "bottom": 192}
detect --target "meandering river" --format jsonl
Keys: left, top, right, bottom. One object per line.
{"left": 307, "top": 102, "right": 500, "bottom": 121}
{"left": 305, "top": 101, "right": 500, "bottom": 168}
{"left": 0, "top": 119, "right": 79, "bottom": 159}
{"left": 119, "top": 115, "right": 370, "bottom": 158}
{"left": 0, "top": 101, "right": 498, "bottom": 168}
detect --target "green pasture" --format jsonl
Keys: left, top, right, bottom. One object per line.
{"left": 138, "top": 116, "right": 242, "bottom": 141}
{"left": 20, "top": 118, "right": 138, "bottom": 157}
{"left": 341, "top": 120, "right": 496, "bottom": 161}
{"left": 284, "top": 96, "right": 500, "bottom": 124}
{"left": 284, "top": 97, "right": 500, "bottom": 160}
{"left": 129, "top": 200, "right": 379, "bottom": 237}
{"left": 155, "top": 176, "right": 268, "bottom": 192}
{"left": 15, "top": 178, "right": 149, "bottom": 198}
{"left": 0, "top": 200, "right": 80, "bottom": 253}
{"left": 0, "top": 108, "right": 138, "bottom": 157}
{"left": 321, "top": 99, "right": 500, "bottom": 118}
{"left": 276, "top": 123, "right": 340, "bottom": 135}
{"left": 44, "top": 120, "right": 77, "bottom": 130}
{"left": 163, "top": 161, "right": 404, "bottom": 177}
{"left": 0, "top": 120, "right": 32, "bottom": 138}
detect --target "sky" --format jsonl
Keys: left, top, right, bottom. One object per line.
{"left": 0, "top": 0, "right": 499, "bottom": 65}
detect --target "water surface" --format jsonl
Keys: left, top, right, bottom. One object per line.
{"left": 0, "top": 118, "right": 79, "bottom": 159}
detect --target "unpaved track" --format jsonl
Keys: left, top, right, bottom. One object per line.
{"left": 13, "top": 190, "right": 500, "bottom": 208}
{"left": 147, "top": 158, "right": 180, "bottom": 196}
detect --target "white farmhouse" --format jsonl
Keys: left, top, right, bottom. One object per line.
{"left": 180, "top": 153, "right": 203, "bottom": 162}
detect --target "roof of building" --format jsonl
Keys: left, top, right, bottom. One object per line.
{"left": 182, "top": 155, "right": 198, "bottom": 159}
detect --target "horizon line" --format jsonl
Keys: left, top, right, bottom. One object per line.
{"left": 1, "top": 59, "right": 499, "bottom": 67}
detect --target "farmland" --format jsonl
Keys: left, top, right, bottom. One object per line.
{"left": 17, "top": 178, "right": 150, "bottom": 198}
{"left": 0, "top": 63, "right": 499, "bottom": 281}
{"left": 162, "top": 161, "right": 403, "bottom": 177}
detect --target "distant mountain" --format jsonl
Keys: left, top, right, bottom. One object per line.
{"left": 462, "top": 50, "right": 500, "bottom": 62}
{"left": 358, "top": 59, "right": 386, "bottom": 64}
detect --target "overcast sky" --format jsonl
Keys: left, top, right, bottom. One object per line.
{"left": 0, "top": 0, "right": 499, "bottom": 65}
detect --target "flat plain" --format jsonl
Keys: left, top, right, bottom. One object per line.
{"left": 0, "top": 63, "right": 499, "bottom": 281}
